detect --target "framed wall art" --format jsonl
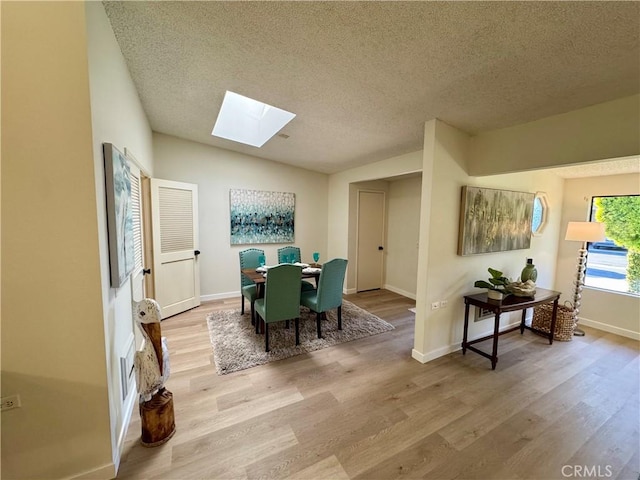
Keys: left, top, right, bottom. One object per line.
{"left": 229, "top": 188, "right": 295, "bottom": 244}
{"left": 103, "top": 142, "right": 135, "bottom": 287}
{"left": 457, "top": 186, "right": 534, "bottom": 256}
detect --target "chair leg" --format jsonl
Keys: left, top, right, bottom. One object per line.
{"left": 241, "top": 296, "right": 245, "bottom": 314}
{"left": 251, "top": 301, "right": 256, "bottom": 328}
{"left": 285, "top": 320, "right": 290, "bottom": 329}
{"left": 295, "top": 318, "right": 300, "bottom": 345}
{"left": 255, "top": 312, "right": 260, "bottom": 334}
{"left": 338, "top": 305, "right": 342, "bottom": 330}
{"left": 265, "top": 323, "right": 270, "bottom": 352}
{"left": 316, "top": 312, "right": 322, "bottom": 338}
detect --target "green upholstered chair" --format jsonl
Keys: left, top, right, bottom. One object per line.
{"left": 239, "top": 248, "right": 265, "bottom": 324}
{"left": 277, "top": 246, "right": 301, "bottom": 263}
{"left": 254, "top": 264, "right": 302, "bottom": 352}
{"left": 300, "top": 258, "right": 348, "bottom": 338}
{"left": 277, "top": 245, "right": 315, "bottom": 291}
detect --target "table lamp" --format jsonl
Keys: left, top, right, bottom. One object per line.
{"left": 564, "top": 221, "right": 606, "bottom": 336}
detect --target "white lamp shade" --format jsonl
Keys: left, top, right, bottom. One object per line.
{"left": 565, "top": 221, "right": 606, "bottom": 242}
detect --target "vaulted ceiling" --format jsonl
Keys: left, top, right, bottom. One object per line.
{"left": 103, "top": 1, "right": 640, "bottom": 174}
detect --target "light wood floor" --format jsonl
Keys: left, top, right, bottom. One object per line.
{"left": 117, "top": 290, "right": 639, "bottom": 480}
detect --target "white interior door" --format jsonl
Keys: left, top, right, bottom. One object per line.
{"left": 123, "top": 154, "right": 145, "bottom": 402}
{"left": 357, "top": 190, "right": 385, "bottom": 291}
{"left": 128, "top": 160, "right": 146, "bottom": 303}
{"left": 151, "top": 178, "right": 200, "bottom": 318}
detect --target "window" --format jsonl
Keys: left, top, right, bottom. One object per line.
{"left": 531, "top": 192, "right": 548, "bottom": 236}
{"left": 585, "top": 195, "right": 639, "bottom": 296}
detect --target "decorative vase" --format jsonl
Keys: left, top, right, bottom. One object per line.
{"left": 521, "top": 258, "right": 538, "bottom": 283}
{"left": 487, "top": 289, "right": 504, "bottom": 301}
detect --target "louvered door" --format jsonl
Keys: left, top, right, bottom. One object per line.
{"left": 150, "top": 178, "right": 200, "bottom": 317}
{"left": 128, "top": 161, "right": 146, "bottom": 302}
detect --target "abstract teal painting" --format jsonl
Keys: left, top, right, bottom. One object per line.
{"left": 230, "top": 189, "right": 295, "bottom": 244}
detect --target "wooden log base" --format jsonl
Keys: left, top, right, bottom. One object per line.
{"left": 139, "top": 388, "right": 176, "bottom": 447}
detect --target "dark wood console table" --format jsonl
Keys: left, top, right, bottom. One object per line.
{"left": 462, "top": 288, "right": 561, "bottom": 370}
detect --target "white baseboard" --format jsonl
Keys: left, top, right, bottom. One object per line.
{"left": 201, "top": 291, "right": 239, "bottom": 302}
{"left": 412, "top": 344, "right": 459, "bottom": 363}
{"left": 71, "top": 462, "right": 116, "bottom": 480}
{"left": 383, "top": 284, "right": 416, "bottom": 300}
{"left": 411, "top": 320, "right": 522, "bottom": 364}
{"left": 344, "top": 286, "right": 415, "bottom": 298}
{"left": 578, "top": 317, "right": 640, "bottom": 340}
{"left": 114, "top": 388, "right": 137, "bottom": 471}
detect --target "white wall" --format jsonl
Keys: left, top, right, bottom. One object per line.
{"left": 555, "top": 174, "right": 640, "bottom": 339}
{"left": 152, "top": 134, "right": 328, "bottom": 300}
{"left": 85, "top": 1, "right": 155, "bottom": 473}
{"left": 385, "top": 176, "right": 422, "bottom": 299}
{"left": 413, "top": 120, "right": 565, "bottom": 362}
{"left": 328, "top": 150, "right": 423, "bottom": 288}
{"left": 1, "top": 3, "right": 113, "bottom": 478}
{"left": 469, "top": 95, "right": 640, "bottom": 176}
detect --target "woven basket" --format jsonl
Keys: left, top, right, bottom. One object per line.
{"left": 532, "top": 302, "right": 575, "bottom": 341}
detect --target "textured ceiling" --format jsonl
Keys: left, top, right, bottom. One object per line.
{"left": 103, "top": 1, "right": 640, "bottom": 174}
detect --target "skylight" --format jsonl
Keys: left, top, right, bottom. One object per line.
{"left": 211, "top": 91, "right": 295, "bottom": 147}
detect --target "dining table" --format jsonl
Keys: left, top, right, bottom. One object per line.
{"left": 242, "top": 264, "right": 321, "bottom": 294}
{"left": 241, "top": 264, "right": 322, "bottom": 332}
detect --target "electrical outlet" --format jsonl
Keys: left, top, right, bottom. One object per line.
{"left": 440, "top": 300, "right": 449, "bottom": 308}
{"left": 431, "top": 301, "right": 440, "bottom": 310}
{"left": 1, "top": 394, "right": 21, "bottom": 412}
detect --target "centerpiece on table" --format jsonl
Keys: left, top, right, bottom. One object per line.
{"left": 505, "top": 279, "right": 537, "bottom": 297}
{"left": 474, "top": 267, "right": 537, "bottom": 301}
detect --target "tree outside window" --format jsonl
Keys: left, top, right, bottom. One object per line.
{"left": 586, "top": 195, "right": 640, "bottom": 295}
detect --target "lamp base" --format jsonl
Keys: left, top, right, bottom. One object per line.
{"left": 571, "top": 246, "right": 588, "bottom": 338}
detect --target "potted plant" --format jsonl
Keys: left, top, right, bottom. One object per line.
{"left": 474, "top": 268, "right": 511, "bottom": 300}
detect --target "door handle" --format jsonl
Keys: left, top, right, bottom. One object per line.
{"left": 194, "top": 250, "right": 201, "bottom": 256}
{"left": 143, "top": 268, "right": 151, "bottom": 275}
{"left": 378, "top": 246, "right": 384, "bottom": 250}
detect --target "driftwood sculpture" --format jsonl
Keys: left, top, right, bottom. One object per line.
{"left": 133, "top": 298, "right": 175, "bottom": 447}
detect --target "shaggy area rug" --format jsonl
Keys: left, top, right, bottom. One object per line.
{"left": 206, "top": 300, "right": 394, "bottom": 375}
